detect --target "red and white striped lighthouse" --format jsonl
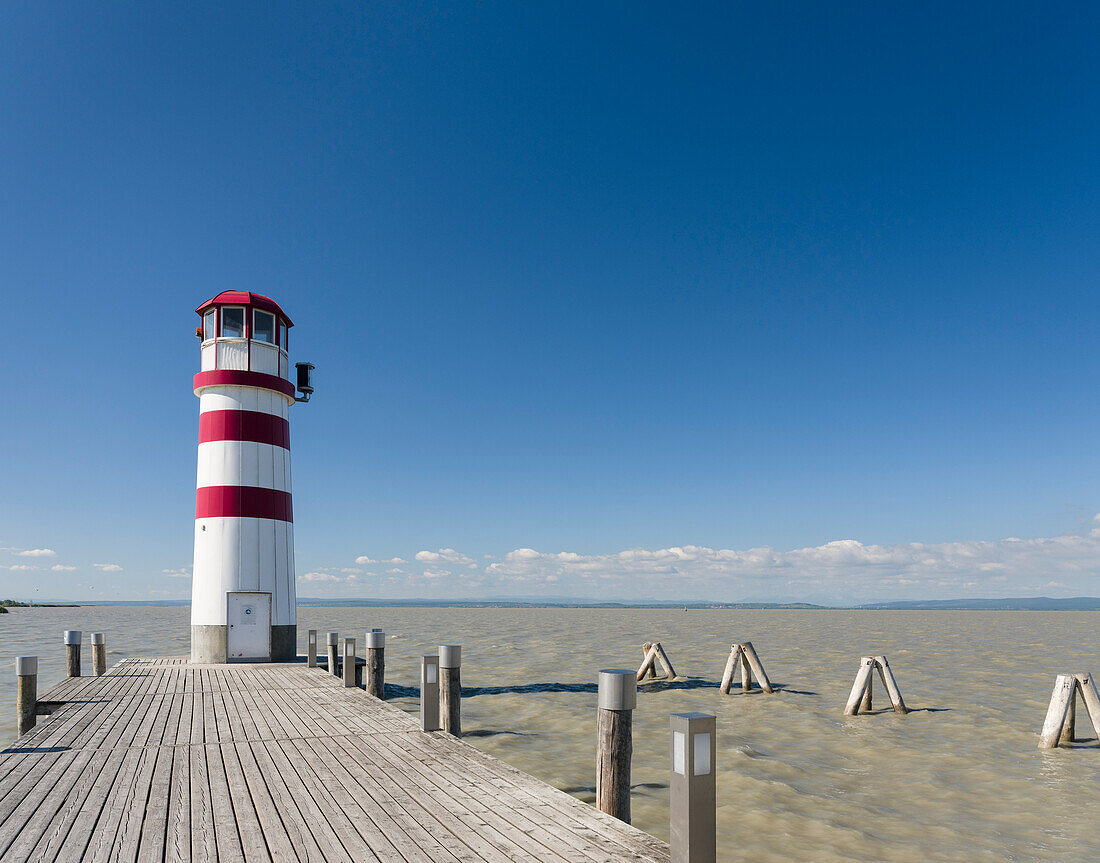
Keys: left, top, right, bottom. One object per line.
{"left": 190, "top": 292, "right": 311, "bottom": 663}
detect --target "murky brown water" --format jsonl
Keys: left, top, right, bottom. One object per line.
{"left": 2, "top": 606, "right": 1098, "bottom": 861}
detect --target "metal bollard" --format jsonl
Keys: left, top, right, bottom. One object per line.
{"left": 596, "top": 669, "right": 636, "bottom": 823}
{"left": 327, "top": 632, "right": 339, "bottom": 676}
{"left": 307, "top": 630, "right": 318, "bottom": 667}
{"left": 64, "top": 630, "right": 82, "bottom": 678}
{"left": 342, "top": 638, "right": 356, "bottom": 688}
{"left": 439, "top": 645, "right": 462, "bottom": 737}
{"left": 421, "top": 655, "right": 440, "bottom": 731}
{"left": 670, "top": 712, "right": 717, "bottom": 862}
{"left": 365, "top": 631, "right": 385, "bottom": 698}
{"left": 91, "top": 633, "right": 107, "bottom": 676}
{"left": 16, "top": 656, "right": 38, "bottom": 736}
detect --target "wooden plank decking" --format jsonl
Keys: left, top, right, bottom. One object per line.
{"left": 0, "top": 659, "right": 669, "bottom": 862}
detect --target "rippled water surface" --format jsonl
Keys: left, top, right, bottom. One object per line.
{"left": 2, "top": 606, "right": 1098, "bottom": 861}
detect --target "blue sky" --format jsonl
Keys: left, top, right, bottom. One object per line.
{"left": 2, "top": 3, "right": 1100, "bottom": 603}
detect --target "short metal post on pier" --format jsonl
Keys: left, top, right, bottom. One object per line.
{"left": 16, "top": 656, "right": 38, "bottom": 736}
{"left": 365, "top": 630, "right": 385, "bottom": 698}
{"left": 439, "top": 645, "right": 462, "bottom": 737}
{"left": 342, "top": 638, "right": 357, "bottom": 688}
{"left": 596, "top": 669, "right": 636, "bottom": 823}
{"left": 307, "top": 630, "right": 318, "bottom": 667}
{"left": 64, "top": 630, "right": 82, "bottom": 678}
{"left": 327, "top": 632, "right": 339, "bottom": 676}
{"left": 91, "top": 633, "right": 107, "bottom": 676}
{"left": 670, "top": 712, "right": 716, "bottom": 863}
{"left": 421, "top": 654, "right": 440, "bottom": 731}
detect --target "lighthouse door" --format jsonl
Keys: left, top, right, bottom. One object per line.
{"left": 226, "top": 592, "right": 272, "bottom": 661}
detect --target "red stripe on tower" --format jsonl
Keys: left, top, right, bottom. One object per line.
{"left": 195, "top": 486, "right": 294, "bottom": 522}
{"left": 199, "top": 410, "right": 291, "bottom": 448}
{"left": 193, "top": 370, "right": 296, "bottom": 399}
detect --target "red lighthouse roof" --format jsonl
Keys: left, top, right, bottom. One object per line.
{"left": 195, "top": 291, "right": 293, "bottom": 327}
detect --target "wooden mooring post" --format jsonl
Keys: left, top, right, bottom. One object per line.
{"left": 15, "top": 655, "right": 37, "bottom": 736}
{"left": 91, "top": 632, "right": 107, "bottom": 676}
{"left": 637, "top": 641, "right": 678, "bottom": 682}
{"left": 1038, "top": 672, "right": 1100, "bottom": 749}
{"left": 597, "top": 669, "right": 636, "bottom": 824}
{"left": 844, "top": 655, "right": 908, "bottom": 715}
{"left": 718, "top": 642, "right": 774, "bottom": 694}
{"left": 440, "top": 644, "right": 462, "bottom": 737}
{"left": 365, "top": 630, "right": 385, "bottom": 698}
{"left": 670, "top": 712, "right": 716, "bottom": 863}
{"left": 64, "top": 630, "right": 81, "bottom": 678}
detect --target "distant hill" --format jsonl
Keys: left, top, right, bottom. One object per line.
{"left": 855, "top": 596, "right": 1100, "bottom": 611}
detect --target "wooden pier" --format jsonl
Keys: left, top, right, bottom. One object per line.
{"left": 0, "top": 658, "right": 669, "bottom": 862}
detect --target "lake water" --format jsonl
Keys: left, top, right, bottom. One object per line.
{"left": 2, "top": 606, "right": 1098, "bottom": 861}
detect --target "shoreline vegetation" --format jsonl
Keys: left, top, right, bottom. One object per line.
{"left": 3, "top": 597, "right": 1100, "bottom": 610}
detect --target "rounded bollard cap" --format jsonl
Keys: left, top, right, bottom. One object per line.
{"left": 16, "top": 656, "right": 38, "bottom": 676}
{"left": 366, "top": 631, "right": 385, "bottom": 649}
{"left": 439, "top": 645, "right": 461, "bottom": 668}
{"left": 326, "top": 632, "right": 339, "bottom": 645}
{"left": 64, "top": 630, "right": 82, "bottom": 645}
{"left": 91, "top": 633, "right": 106, "bottom": 645}
{"left": 598, "top": 669, "right": 637, "bottom": 711}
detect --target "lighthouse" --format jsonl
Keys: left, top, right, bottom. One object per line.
{"left": 190, "top": 292, "right": 313, "bottom": 663}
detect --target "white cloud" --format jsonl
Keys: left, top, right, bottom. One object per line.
{"left": 51, "top": 564, "right": 77, "bottom": 572}
{"left": 2, "top": 564, "right": 37, "bottom": 571}
{"left": 355, "top": 556, "right": 406, "bottom": 565}
{"left": 415, "top": 548, "right": 474, "bottom": 565}
{"left": 422, "top": 568, "right": 452, "bottom": 579}
{"left": 468, "top": 518, "right": 1100, "bottom": 602}
{"left": 92, "top": 563, "right": 123, "bottom": 572}
{"left": 17, "top": 548, "right": 56, "bottom": 557}
{"left": 163, "top": 567, "right": 192, "bottom": 578}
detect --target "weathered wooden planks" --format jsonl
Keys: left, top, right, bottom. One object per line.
{"left": 0, "top": 659, "right": 668, "bottom": 863}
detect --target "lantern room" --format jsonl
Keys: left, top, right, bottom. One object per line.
{"left": 196, "top": 291, "right": 293, "bottom": 380}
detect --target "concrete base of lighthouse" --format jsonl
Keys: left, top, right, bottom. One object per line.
{"left": 190, "top": 624, "right": 297, "bottom": 663}
{"left": 191, "top": 625, "right": 228, "bottom": 663}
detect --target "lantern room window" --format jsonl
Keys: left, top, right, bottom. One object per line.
{"left": 277, "top": 320, "right": 286, "bottom": 349}
{"left": 203, "top": 309, "right": 216, "bottom": 340}
{"left": 253, "top": 310, "right": 276, "bottom": 343}
{"left": 221, "top": 307, "right": 245, "bottom": 338}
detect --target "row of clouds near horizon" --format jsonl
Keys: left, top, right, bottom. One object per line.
{"left": 5, "top": 519, "right": 1100, "bottom": 603}
{"left": 296, "top": 516, "right": 1100, "bottom": 605}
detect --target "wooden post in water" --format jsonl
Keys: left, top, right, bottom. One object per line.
{"left": 342, "top": 638, "right": 356, "bottom": 688}
{"left": 439, "top": 645, "right": 462, "bottom": 737}
{"left": 64, "top": 630, "right": 81, "bottom": 678}
{"left": 637, "top": 642, "right": 678, "bottom": 681}
{"left": 327, "top": 632, "right": 339, "bottom": 676}
{"left": 365, "top": 630, "right": 385, "bottom": 698}
{"left": 670, "top": 712, "right": 716, "bottom": 863}
{"left": 421, "top": 654, "right": 440, "bottom": 731}
{"left": 1039, "top": 674, "right": 1077, "bottom": 749}
{"left": 15, "top": 656, "right": 37, "bottom": 736}
{"left": 307, "top": 630, "right": 318, "bottom": 667}
{"left": 875, "top": 656, "right": 908, "bottom": 714}
{"left": 845, "top": 656, "right": 907, "bottom": 715}
{"left": 596, "top": 669, "right": 636, "bottom": 824}
{"left": 844, "top": 656, "right": 876, "bottom": 716}
{"left": 1060, "top": 687, "right": 1077, "bottom": 745}
{"left": 719, "top": 643, "right": 774, "bottom": 694}
{"left": 91, "top": 633, "right": 107, "bottom": 676}
{"left": 1074, "top": 673, "right": 1100, "bottom": 742}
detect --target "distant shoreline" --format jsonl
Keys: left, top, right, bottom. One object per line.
{"left": 5, "top": 597, "right": 1100, "bottom": 611}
